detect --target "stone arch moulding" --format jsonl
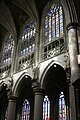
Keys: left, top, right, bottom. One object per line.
{"left": 40, "top": 60, "right": 65, "bottom": 88}
{"left": 12, "top": 72, "right": 32, "bottom": 96}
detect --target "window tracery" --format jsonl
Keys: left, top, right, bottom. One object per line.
{"left": 0, "top": 35, "right": 14, "bottom": 79}
{"left": 17, "top": 20, "right": 36, "bottom": 71}
{"left": 59, "top": 92, "right": 66, "bottom": 120}
{"left": 43, "top": 92, "right": 66, "bottom": 120}
{"left": 22, "top": 99, "right": 30, "bottom": 120}
{"left": 44, "top": 3, "right": 65, "bottom": 60}
{"left": 43, "top": 96, "right": 50, "bottom": 120}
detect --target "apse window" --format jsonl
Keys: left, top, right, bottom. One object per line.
{"left": 43, "top": 96, "right": 50, "bottom": 120}
{"left": 22, "top": 99, "right": 30, "bottom": 120}
{"left": 44, "top": 3, "right": 65, "bottom": 60}
{"left": 59, "top": 92, "right": 66, "bottom": 120}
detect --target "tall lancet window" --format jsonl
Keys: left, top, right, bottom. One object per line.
{"left": 44, "top": 3, "right": 65, "bottom": 59}
{"left": 59, "top": 92, "right": 66, "bottom": 120}
{"left": 17, "top": 20, "right": 36, "bottom": 71}
{"left": 0, "top": 35, "right": 14, "bottom": 79}
{"left": 22, "top": 99, "right": 30, "bottom": 120}
{"left": 43, "top": 96, "right": 50, "bottom": 120}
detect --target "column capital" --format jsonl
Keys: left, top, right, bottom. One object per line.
{"left": 32, "top": 79, "right": 40, "bottom": 88}
{"left": 33, "top": 87, "right": 45, "bottom": 95}
{"left": 8, "top": 95, "right": 18, "bottom": 102}
{"left": 66, "top": 22, "right": 79, "bottom": 30}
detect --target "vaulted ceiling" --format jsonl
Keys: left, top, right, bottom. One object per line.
{"left": 0, "top": 0, "right": 80, "bottom": 43}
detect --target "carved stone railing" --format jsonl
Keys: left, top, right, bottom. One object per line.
{"left": 43, "top": 38, "right": 65, "bottom": 60}
{"left": 17, "top": 53, "right": 35, "bottom": 72}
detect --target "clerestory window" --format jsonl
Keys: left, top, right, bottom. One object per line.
{"left": 0, "top": 35, "right": 14, "bottom": 79}
{"left": 44, "top": 3, "right": 65, "bottom": 60}
{"left": 17, "top": 20, "right": 36, "bottom": 71}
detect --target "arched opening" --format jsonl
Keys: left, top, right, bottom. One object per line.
{"left": 42, "top": 63, "right": 67, "bottom": 120}
{"left": 14, "top": 75, "right": 34, "bottom": 120}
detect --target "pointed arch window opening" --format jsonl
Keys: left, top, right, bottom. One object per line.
{"left": 44, "top": 3, "right": 65, "bottom": 60}
{"left": 43, "top": 95, "right": 50, "bottom": 120}
{"left": 22, "top": 99, "right": 30, "bottom": 120}
{"left": 20, "top": 20, "right": 36, "bottom": 56}
{"left": 17, "top": 20, "right": 36, "bottom": 71}
{"left": 0, "top": 35, "right": 14, "bottom": 79}
{"left": 59, "top": 92, "right": 66, "bottom": 120}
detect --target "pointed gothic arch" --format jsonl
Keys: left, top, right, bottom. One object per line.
{"left": 13, "top": 72, "right": 32, "bottom": 96}
{"left": 40, "top": 61, "right": 66, "bottom": 88}
{"left": 39, "top": 0, "right": 78, "bottom": 62}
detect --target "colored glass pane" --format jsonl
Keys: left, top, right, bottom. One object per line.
{"left": 20, "top": 21, "right": 36, "bottom": 56}
{"left": 22, "top": 99, "right": 30, "bottom": 120}
{"left": 45, "top": 4, "right": 63, "bottom": 44}
{"left": 1, "top": 35, "right": 14, "bottom": 66}
{"left": 59, "top": 92, "right": 66, "bottom": 120}
{"left": 43, "top": 96, "right": 50, "bottom": 120}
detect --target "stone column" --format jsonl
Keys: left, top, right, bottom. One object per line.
{"left": 67, "top": 22, "right": 80, "bottom": 120}
{"left": 7, "top": 96, "right": 18, "bottom": 120}
{"left": 33, "top": 87, "right": 45, "bottom": 120}
{"left": 67, "top": 23, "right": 80, "bottom": 120}
{"left": 68, "top": 84, "right": 76, "bottom": 120}
{"left": 67, "top": 22, "right": 80, "bottom": 82}
{"left": 74, "top": 86, "right": 80, "bottom": 120}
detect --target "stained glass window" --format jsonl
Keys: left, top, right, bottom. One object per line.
{"left": 43, "top": 96, "right": 50, "bottom": 120}
{"left": 59, "top": 92, "right": 66, "bottom": 120}
{"left": 44, "top": 3, "right": 64, "bottom": 60}
{"left": 20, "top": 21, "right": 36, "bottom": 57}
{"left": 1, "top": 35, "right": 14, "bottom": 66}
{"left": 0, "top": 35, "right": 14, "bottom": 78}
{"left": 22, "top": 99, "right": 30, "bottom": 120}
{"left": 45, "top": 4, "right": 63, "bottom": 44}
{"left": 18, "top": 20, "right": 36, "bottom": 71}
